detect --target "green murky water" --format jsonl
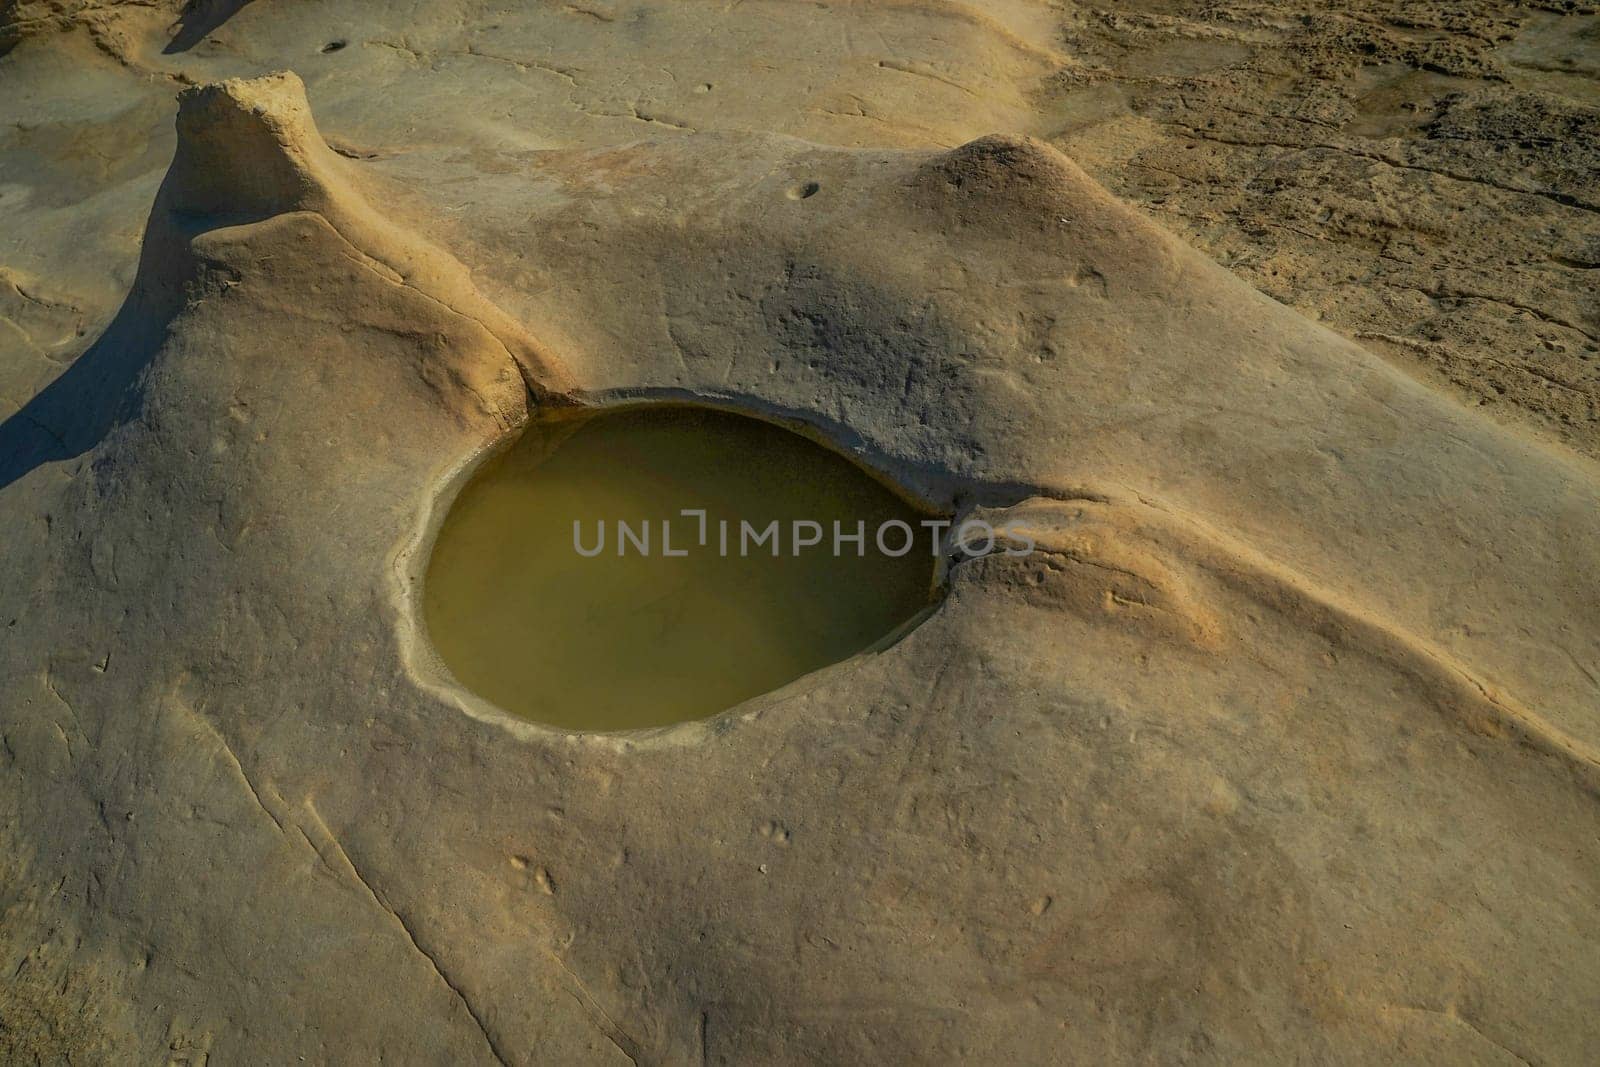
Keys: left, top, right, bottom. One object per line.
{"left": 423, "top": 405, "right": 941, "bottom": 731}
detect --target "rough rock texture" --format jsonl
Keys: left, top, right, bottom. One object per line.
{"left": 1047, "top": 1, "right": 1600, "bottom": 455}
{"left": 1, "top": 4, "right": 1597, "bottom": 1064}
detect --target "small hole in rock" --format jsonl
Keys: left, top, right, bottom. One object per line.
{"left": 788, "top": 181, "right": 822, "bottom": 200}
{"left": 321, "top": 39, "right": 347, "bottom": 53}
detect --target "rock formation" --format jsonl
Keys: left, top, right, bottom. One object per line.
{"left": 2, "top": 5, "right": 1596, "bottom": 1063}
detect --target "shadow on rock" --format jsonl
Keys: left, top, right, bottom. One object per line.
{"left": 164, "top": 0, "right": 254, "bottom": 54}
{"left": 0, "top": 290, "right": 168, "bottom": 491}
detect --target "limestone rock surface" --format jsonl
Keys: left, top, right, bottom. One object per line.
{"left": 1, "top": 4, "right": 1597, "bottom": 1064}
